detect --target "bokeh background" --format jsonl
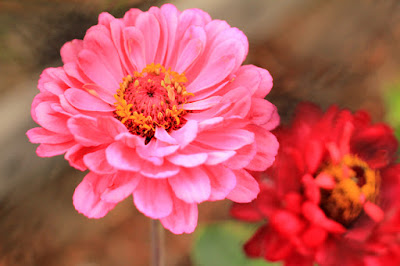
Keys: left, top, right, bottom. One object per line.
{"left": 1, "top": 0, "right": 400, "bottom": 265}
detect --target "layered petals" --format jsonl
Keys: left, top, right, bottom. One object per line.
{"left": 28, "top": 4, "right": 279, "bottom": 234}
{"left": 232, "top": 103, "right": 400, "bottom": 265}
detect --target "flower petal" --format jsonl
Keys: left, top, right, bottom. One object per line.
{"left": 245, "top": 126, "right": 279, "bottom": 171}
{"left": 101, "top": 171, "right": 141, "bottom": 203}
{"left": 196, "top": 129, "right": 254, "bottom": 150}
{"left": 133, "top": 178, "right": 173, "bottom": 219}
{"left": 73, "top": 172, "right": 116, "bottom": 219}
{"left": 36, "top": 141, "right": 75, "bottom": 157}
{"left": 160, "top": 196, "right": 198, "bottom": 234}
{"left": 64, "top": 88, "right": 114, "bottom": 111}
{"left": 205, "top": 165, "right": 236, "bottom": 201}
{"left": 84, "top": 149, "right": 115, "bottom": 174}
{"left": 106, "top": 142, "right": 142, "bottom": 171}
{"left": 227, "top": 169, "right": 259, "bottom": 203}
{"left": 169, "top": 120, "right": 198, "bottom": 148}
{"left": 135, "top": 12, "right": 160, "bottom": 65}
{"left": 167, "top": 153, "right": 208, "bottom": 167}
{"left": 27, "top": 127, "right": 73, "bottom": 144}
{"left": 67, "top": 115, "right": 114, "bottom": 146}
{"left": 168, "top": 167, "right": 211, "bottom": 203}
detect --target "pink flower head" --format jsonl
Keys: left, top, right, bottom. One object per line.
{"left": 231, "top": 103, "right": 400, "bottom": 265}
{"left": 27, "top": 4, "right": 279, "bottom": 234}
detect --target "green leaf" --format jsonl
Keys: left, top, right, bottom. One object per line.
{"left": 384, "top": 83, "right": 400, "bottom": 160}
{"left": 191, "top": 221, "right": 279, "bottom": 266}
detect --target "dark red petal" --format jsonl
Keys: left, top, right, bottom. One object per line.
{"left": 244, "top": 225, "right": 267, "bottom": 258}
{"left": 230, "top": 202, "right": 263, "bottom": 222}
{"left": 350, "top": 124, "right": 398, "bottom": 168}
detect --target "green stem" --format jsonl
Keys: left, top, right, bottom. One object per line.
{"left": 151, "top": 219, "right": 165, "bottom": 266}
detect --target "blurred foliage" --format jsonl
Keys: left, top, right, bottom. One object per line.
{"left": 384, "top": 83, "right": 400, "bottom": 143}
{"left": 192, "top": 221, "right": 278, "bottom": 266}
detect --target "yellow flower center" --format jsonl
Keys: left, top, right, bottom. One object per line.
{"left": 319, "top": 155, "right": 380, "bottom": 227}
{"left": 113, "top": 63, "right": 193, "bottom": 143}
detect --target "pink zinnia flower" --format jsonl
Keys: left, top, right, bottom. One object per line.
{"left": 27, "top": 4, "right": 279, "bottom": 234}
{"left": 231, "top": 103, "right": 400, "bottom": 265}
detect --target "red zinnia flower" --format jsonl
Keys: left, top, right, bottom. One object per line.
{"left": 27, "top": 4, "right": 279, "bottom": 234}
{"left": 231, "top": 103, "right": 400, "bottom": 265}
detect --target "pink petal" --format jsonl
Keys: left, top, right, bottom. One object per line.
{"left": 205, "top": 150, "right": 236, "bottom": 165}
{"left": 64, "top": 88, "right": 114, "bottom": 112}
{"left": 41, "top": 81, "right": 65, "bottom": 95}
{"left": 36, "top": 141, "right": 75, "bottom": 157}
{"left": 84, "top": 149, "right": 115, "bottom": 174}
{"left": 106, "top": 142, "right": 142, "bottom": 171}
{"left": 183, "top": 144, "right": 236, "bottom": 165}
{"left": 245, "top": 125, "right": 279, "bottom": 171}
{"left": 27, "top": 127, "right": 73, "bottom": 144}
{"left": 67, "top": 115, "right": 114, "bottom": 146}
{"left": 133, "top": 178, "right": 173, "bottom": 219}
{"left": 232, "top": 65, "right": 274, "bottom": 98}
{"left": 122, "top": 7, "right": 142, "bottom": 26}
{"left": 158, "top": 4, "right": 179, "bottom": 65}
{"left": 227, "top": 169, "right": 259, "bottom": 203}
{"left": 167, "top": 153, "right": 208, "bottom": 167}
{"left": 73, "top": 172, "right": 117, "bottom": 218}
{"left": 184, "top": 96, "right": 221, "bottom": 111}
{"left": 187, "top": 40, "right": 237, "bottom": 92}
{"left": 63, "top": 62, "right": 90, "bottom": 85}
{"left": 198, "top": 117, "right": 224, "bottom": 132}
{"left": 123, "top": 27, "right": 146, "bottom": 71}
{"left": 78, "top": 49, "right": 119, "bottom": 92}
{"left": 174, "top": 25, "right": 206, "bottom": 73}
{"left": 82, "top": 83, "right": 115, "bottom": 104}
{"left": 140, "top": 160, "right": 180, "bottom": 178}
{"left": 101, "top": 171, "right": 142, "bottom": 203}
{"left": 255, "top": 67, "right": 273, "bottom": 98}
{"left": 39, "top": 67, "right": 75, "bottom": 92}
{"left": 168, "top": 167, "right": 211, "bottom": 203}
{"left": 98, "top": 12, "right": 115, "bottom": 27}
{"left": 31, "top": 93, "right": 57, "bottom": 123}
{"left": 148, "top": 6, "right": 168, "bottom": 65}
{"left": 83, "top": 25, "right": 124, "bottom": 82}
{"left": 249, "top": 98, "right": 279, "bottom": 130}
{"left": 196, "top": 129, "right": 254, "bottom": 150}
{"left": 208, "top": 27, "right": 248, "bottom": 71}
{"left": 170, "top": 120, "right": 198, "bottom": 148}
{"left": 216, "top": 87, "right": 252, "bottom": 119}
{"left": 109, "top": 19, "right": 135, "bottom": 75}
{"left": 160, "top": 196, "right": 198, "bottom": 234}
{"left": 135, "top": 12, "right": 160, "bottom": 64}
{"left": 35, "top": 102, "right": 70, "bottom": 134}
{"left": 204, "top": 165, "right": 236, "bottom": 201}
{"left": 97, "top": 116, "right": 128, "bottom": 137}
{"left": 65, "top": 144, "right": 94, "bottom": 171}
{"left": 136, "top": 139, "right": 179, "bottom": 161}
{"left": 224, "top": 143, "right": 256, "bottom": 170}
{"left": 115, "top": 132, "right": 144, "bottom": 148}
{"left": 155, "top": 127, "right": 178, "bottom": 145}
{"left": 60, "top": 39, "right": 83, "bottom": 64}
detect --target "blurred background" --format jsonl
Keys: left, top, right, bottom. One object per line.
{"left": 0, "top": 0, "right": 400, "bottom": 265}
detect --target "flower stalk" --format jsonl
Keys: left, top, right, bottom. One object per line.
{"left": 151, "top": 219, "right": 165, "bottom": 266}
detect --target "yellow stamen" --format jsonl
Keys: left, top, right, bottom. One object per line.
{"left": 319, "top": 155, "right": 380, "bottom": 226}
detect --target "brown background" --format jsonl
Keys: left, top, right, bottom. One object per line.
{"left": 1, "top": 0, "right": 400, "bottom": 265}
